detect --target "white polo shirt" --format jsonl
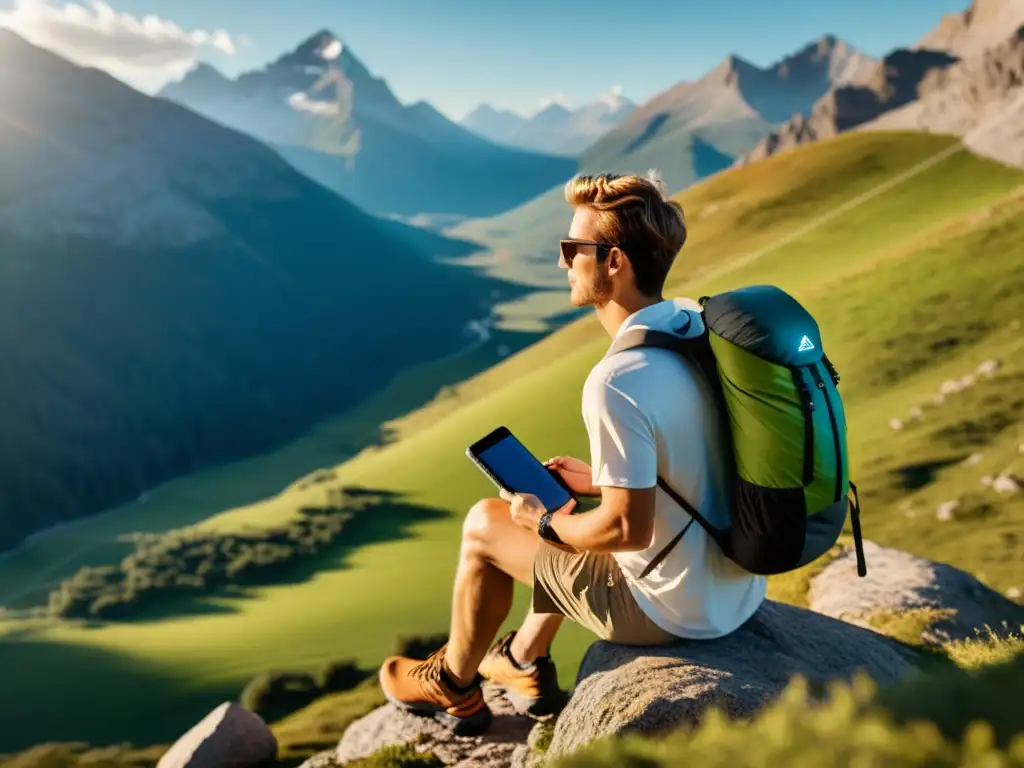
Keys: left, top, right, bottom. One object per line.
{"left": 582, "top": 298, "right": 767, "bottom": 639}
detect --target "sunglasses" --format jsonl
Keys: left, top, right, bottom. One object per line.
{"left": 559, "top": 239, "right": 614, "bottom": 267}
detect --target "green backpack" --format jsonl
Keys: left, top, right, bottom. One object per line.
{"left": 608, "top": 285, "right": 867, "bottom": 578}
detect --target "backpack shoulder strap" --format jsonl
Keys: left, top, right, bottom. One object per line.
{"left": 605, "top": 327, "right": 690, "bottom": 359}
{"left": 604, "top": 321, "right": 731, "bottom": 576}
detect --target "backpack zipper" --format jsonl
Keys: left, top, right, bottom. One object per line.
{"left": 810, "top": 364, "right": 843, "bottom": 503}
{"left": 792, "top": 367, "right": 815, "bottom": 486}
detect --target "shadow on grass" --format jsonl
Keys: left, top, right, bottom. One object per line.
{"left": 106, "top": 491, "right": 451, "bottom": 625}
{"left": 889, "top": 456, "right": 968, "bottom": 492}
{"left": 0, "top": 637, "right": 235, "bottom": 753}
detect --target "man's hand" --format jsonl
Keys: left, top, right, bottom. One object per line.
{"left": 499, "top": 489, "right": 575, "bottom": 534}
{"left": 544, "top": 456, "right": 598, "bottom": 497}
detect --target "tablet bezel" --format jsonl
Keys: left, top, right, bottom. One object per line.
{"left": 466, "top": 425, "right": 577, "bottom": 511}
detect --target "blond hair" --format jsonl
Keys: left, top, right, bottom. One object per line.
{"left": 564, "top": 170, "right": 686, "bottom": 296}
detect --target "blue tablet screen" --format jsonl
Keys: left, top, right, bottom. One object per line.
{"left": 477, "top": 434, "right": 572, "bottom": 511}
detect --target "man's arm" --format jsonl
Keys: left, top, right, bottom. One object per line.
{"left": 552, "top": 376, "right": 659, "bottom": 553}
{"left": 546, "top": 485, "right": 656, "bottom": 552}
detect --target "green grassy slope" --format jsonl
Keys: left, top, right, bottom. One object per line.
{"left": 0, "top": 132, "right": 1021, "bottom": 751}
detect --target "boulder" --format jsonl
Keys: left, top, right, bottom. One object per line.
{"left": 538, "top": 599, "right": 915, "bottom": 762}
{"left": 324, "top": 686, "right": 535, "bottom": 768}
{"left": 156, "top": 702, "right": 277, "bottom": 768}
{"left": 809, "top": 541, "right": 1024, "bottom": 645}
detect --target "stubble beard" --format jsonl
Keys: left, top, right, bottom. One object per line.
{"left": 570, "top": 269, "right": 613, "bottom": 309}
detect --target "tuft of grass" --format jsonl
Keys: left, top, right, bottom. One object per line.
{"left": 270, "top": 678, "right": 386, "bottom": 766}
{"left": 346, "top": 744, "right": 444, "bottom": 768}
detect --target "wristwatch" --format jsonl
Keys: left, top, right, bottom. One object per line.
{"left": 537, "top": 511, "right": 564, "bottom": 544}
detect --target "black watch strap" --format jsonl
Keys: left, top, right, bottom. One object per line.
{"left": 538, "top": 511, "right": 564, "bottom": 544}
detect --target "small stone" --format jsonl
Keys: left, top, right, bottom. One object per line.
{"left": 890, "top": 418, "right": 904, "bottom": 431}
{"left": 963, "top": 453, "right": 984, "bottom": 467}
{"left": 908, "top": 406, "right": 923, "bottom": 419}
{"left": 976, "top": 359, "right": 1002, "bottom": 377}
{"left": 936, "top": 499, "right": 960, "bottom": 521}
{"left": 958, "top": 374, "right": 977, "bottom": 388}
{"left": 932, "top": 393, "right": 947, "bottom": 405}
{"left": 1008, "top": 587, "right": 1022, "bottom": 600}
{"left": 940, "top": 379, "right": 962, "bottom": 394}
{"left": 992, "top": 474, "right": 1023, "bottom": 494}
{"left": 981, "top": 475, "right": 994, "bottom": 487}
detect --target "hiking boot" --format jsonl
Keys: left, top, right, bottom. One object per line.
{"left": 478, "top": 631, "right": 568, "bottom": 717}
{"left": 378, "top": 644, "right": 493, "bottom": 736}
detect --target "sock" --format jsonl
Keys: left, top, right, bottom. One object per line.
{"left": 505, "top": 636, "right": 538, "bottom": 670}
{"left": 439, "top": 661, "right": 479, "bottom": 693}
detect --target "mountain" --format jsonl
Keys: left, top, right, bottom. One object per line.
{"left": 864, "top": 24, "right": 1024, "bottom": 168}
{"left": 734, "top": 47, "right": 959, "bottom": 167}
{"left": 447, "top": 36, "right": 877, "bottom": 307}
{"left": 734, "top": 0, "right": 1024, "bottom": 167}
{"left": 582, "top": 36, "right": 875, "bottom": 192}
{"left": 158, "top": 30, "right": 576, "bottom": 218}
{"left": 916, "top": 0, "right": 1024, "bottom": 57}
{"left": 0, "top": 29, "right": 522, "bottom": 551}
{"left": 461, "top": 104, "right": 527, "bottom": 141}
{"left": 459, "top": 89, "right": 637, "bottom": 155}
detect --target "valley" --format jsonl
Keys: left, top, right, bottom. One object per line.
{"left": 1, "top": 131, "right": 1021, "bottom": 753}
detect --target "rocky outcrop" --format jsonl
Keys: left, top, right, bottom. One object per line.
{"left": 735, "top": 0, "right": 1024, "bottom": 167}
{"left": 303, "top": 602, "right": 916, "bottom": 768}
{"left": 809, "top": 541, "right": 1024, "bottom": 645}
{"left": 332, "top": 687, "right": 535, "bottom": 768}
{"left": 863, "top": 25, "right": 1024, "bottom": 167}
{"left": 156, "top": 702, "right": 277, "bottom": 768}
{"left": 916, "top": 0, "right": 1024, "bottom": 59}
{"left": 735, "top": 48, "right": 958, "bottom": 166}
{"left": 162, "top": 543, "right": 1023, "bottom": 768}
{"left": 534, "top": 600, "right": 915, "bottom": 764}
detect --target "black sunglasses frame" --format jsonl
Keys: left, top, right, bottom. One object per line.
{"left": 559, "top": 239, "right": 615, "bottom": 267}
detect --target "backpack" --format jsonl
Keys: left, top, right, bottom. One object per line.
{"left": 607, "top": 285, "right": 867, "bottom": 579}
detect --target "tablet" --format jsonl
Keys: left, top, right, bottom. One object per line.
{"left": 467, "top": 426, "right": 575, "bottom": 513}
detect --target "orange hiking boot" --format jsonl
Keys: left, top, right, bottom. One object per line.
{"left": 478, "top": 631, "right": 568, "bottom": 717}
{"left": 378, "top": 644, "right": 493, "bottom": 736}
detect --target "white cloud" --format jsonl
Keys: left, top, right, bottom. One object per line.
{"left": 0, "top": 0, "right": 235, "bottom": 86}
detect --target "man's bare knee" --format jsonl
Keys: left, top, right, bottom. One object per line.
{"left": 462, "top": 498, "right": 509, "bottom": 556}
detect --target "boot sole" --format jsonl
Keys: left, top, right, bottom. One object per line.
{"left": 380, "top": 673, "right": 494, "bottom": 736}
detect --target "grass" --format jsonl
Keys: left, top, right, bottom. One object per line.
{"left": 0, "top": 131, "right": 1022, "bottom": 752}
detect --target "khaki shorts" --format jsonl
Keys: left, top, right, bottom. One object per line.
{"left": 532, "top": 541, "right": 678, "bottom": 646}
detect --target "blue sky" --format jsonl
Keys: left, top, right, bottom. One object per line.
{"left": 0, "top": 0, "right": 969, "bottom": 120}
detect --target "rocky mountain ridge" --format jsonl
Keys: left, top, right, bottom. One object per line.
{"left": 461, "top": 90, "right": 637, "bottom": 156}
{"left": 735, "top": 0, "right": 1024, "bottom": 168}
{"left": 158, "top": 30, "right": 576, "bottom": 218}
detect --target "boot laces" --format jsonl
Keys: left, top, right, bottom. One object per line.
{"left": 411, "top": 644, "right": 448, "bottom": 684}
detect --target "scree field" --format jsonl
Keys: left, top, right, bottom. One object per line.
{"left": 0, "top": 131, "right": 1021, "bottom": 751}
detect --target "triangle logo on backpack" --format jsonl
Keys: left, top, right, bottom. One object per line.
{"left": 798, "top": 335, "right": 815, "bottom": 352}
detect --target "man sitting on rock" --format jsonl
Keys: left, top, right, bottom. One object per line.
{"left": 378, "top": 171, "right": 768, "bottom": 735}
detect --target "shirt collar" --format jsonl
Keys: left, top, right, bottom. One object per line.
{"left": 613, "top": 299, "right": 677, "bottom": 339}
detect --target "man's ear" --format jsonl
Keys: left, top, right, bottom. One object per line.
{"left": 606, "top": 246, "right": 625, "bottom": 276}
